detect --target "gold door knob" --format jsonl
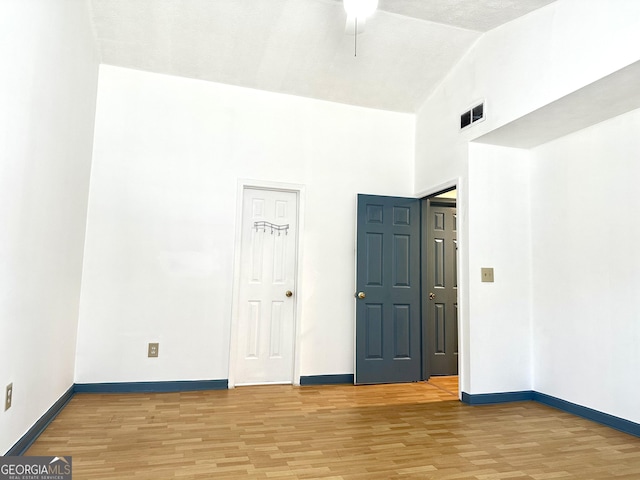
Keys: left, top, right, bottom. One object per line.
{"left": 357, "top": 292, "right": 366, "bottom": 299}
{"left": 285, "top": 290, "right": 293, "bottom": 297}
{"left": 428, "top": 292, "right": 436, "bottom": 300}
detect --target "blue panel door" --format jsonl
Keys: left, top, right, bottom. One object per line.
{"left": 423, "top": 197, "right": 458, "bottom": 376}
{"left": 355, "top": 194, "right": 421, "bottom": 384}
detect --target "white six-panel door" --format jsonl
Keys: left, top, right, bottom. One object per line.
{"left": 234, "top": 188, "right": 298, "bottom": 385}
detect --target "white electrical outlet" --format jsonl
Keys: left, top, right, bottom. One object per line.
{"left": 5, "top": 383, "right": 13, "bottom": 411}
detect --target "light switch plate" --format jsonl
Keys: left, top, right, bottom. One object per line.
{"left": 481, "top": 267, "right": 494, "bottom": 283}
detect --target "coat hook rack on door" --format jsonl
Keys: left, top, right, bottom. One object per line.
{"left": 254, "top": 221, "right": 289, "bottom": 235}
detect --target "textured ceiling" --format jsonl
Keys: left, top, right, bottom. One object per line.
{"left": 88, "top": 0, "right": 557, "bottom": 113}
{"left": 376, "top": 0, "right": 556, "bottom": 32}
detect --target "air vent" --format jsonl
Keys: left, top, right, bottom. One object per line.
{"left": 460, "top": 102, "right": 485, "bottom": 130}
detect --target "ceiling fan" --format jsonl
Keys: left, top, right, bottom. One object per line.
{"left": 343, "top": 0, "right": 378, "bottom": 54}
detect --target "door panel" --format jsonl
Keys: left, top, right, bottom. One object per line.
{"left": 423, "top": 198, "right": 458, "bottom": 376}
{"left": 235, "top": 188, "right": 297, "bottom": 385}
{"left": 355, "top": 194, "right": 421, "bottom": 384}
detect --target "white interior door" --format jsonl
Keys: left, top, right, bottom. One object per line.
{"left": 234, "top": 188, "right": 298, "bottom": 385}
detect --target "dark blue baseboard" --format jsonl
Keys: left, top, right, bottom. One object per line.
{"left": 462, "top": 390, "right": 640, "bottom": 438}
{"left": 533, "top": 392, "right": 640, "bottom": 437}
{"left": 6, "top": 386, "right": 75, "bottom": 456}
{"left": 300, "top": 374, "right": 354, "bottom": 385}
{"left": 461, "top": 390, "right": 534, "bottom": 405}
{"left": 74, "top": 379, "right": 228, "bottom": 393}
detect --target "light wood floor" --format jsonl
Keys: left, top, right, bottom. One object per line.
{"left": 27, "top": 378, "right": 640, "bottom": 479}
{"left": 425, "top": 375, "right": 459, "bottom": 397}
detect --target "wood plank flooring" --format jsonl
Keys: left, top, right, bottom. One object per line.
{"left": 426, "top": 375, "right": 459, "bottom": 397}
{"left": 26, "top": 379, "right": 640, "bottom": 479}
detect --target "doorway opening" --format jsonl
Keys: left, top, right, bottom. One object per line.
{"left": 354, "top": 187, "right": 459, "bottom": 395}
{"left": 421, "top": 188, "right": 458, "bottom": 381}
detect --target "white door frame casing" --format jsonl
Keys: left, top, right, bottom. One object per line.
{"left": 228, "top": 179, "right": 305, "bottom": 388}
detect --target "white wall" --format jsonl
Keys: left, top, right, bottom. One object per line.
{"left": 0, "top": 0, "right": 99, "bottom": 454}
{"left": 531, "top": 108, "right": 640, "bottom": 423}
{"left": 467, "top": 144, "right": 533, "bottom": 394}
{"left": 414, "top": 0, "right": 640, "bottom": 396}
{"left": 416, "top": 0, "right": 640, "bottom": 190}
{"left": 75, "top": 65, "right": 415, "bottom": 383}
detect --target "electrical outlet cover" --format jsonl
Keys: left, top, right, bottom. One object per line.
{"left": 148, "top": 343, "right": 159, "bottom": 358}
{"left": 5, "top": 383, "right": 13, "bottom": 411}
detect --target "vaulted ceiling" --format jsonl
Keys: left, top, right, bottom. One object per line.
{"left": 88, "top": 0, "right": 557, "bottom": 113}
